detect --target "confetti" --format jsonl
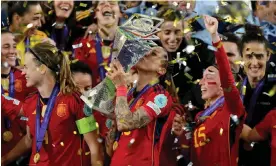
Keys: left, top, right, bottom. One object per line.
{"left": 87, "top": 42, "right": 91, "bottom": 48}
{"left": 230, "top": 114, "right": 239, "bottom": 125}
{"left": 97, "top": 138, "right": 103, "bottom": 143}
{"left": 187, "top": 162, "right": 193, "bottom": 166}
{"left": 181, "top": 144, "right": 190, "bottom": 149}
{"left": 23, "top": 1, "right": 28, "bottom": 8}
{"left": 85, "top": 152, "right": 90, "bottom": 155}
{"left": 188, "top": 101, "right": 193, "bottom": 110}
{"left": 268, "top": 85, "right": 276, "bottom": 97}
{"left": 186, "top": 3, "right": 191, "bottom": 9}
{"left": 79, "top": 3, "right": 87, "bottom": 7}
{"left": 73, "top": 131, "right": 77, "bottom": 135}
{"left": 174, "top": 138, "right": 178, "bottom": 143}
{"left": 220, "top": 128, "right": 223, "bottom": 135}
{"left": 250, "top": 142, "right": 256, "bottom": 148}
{"left": 77, "top": 148, "right": 82, "bottom": 155}
{"left": 177, "top": 155, "right": 184, "bottom": 161}
{"left": 183, "top": 45, "right": 195, "bottom": 54}
{"left": 184, "top": 73, "right": 193, "bottom": 80}
{"left": 60, "top": 142, "right": 64, "bottom": 146}
{"left": 27, "top": 23, "right": 33, "bottom": 29}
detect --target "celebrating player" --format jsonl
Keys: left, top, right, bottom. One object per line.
{"left": 2, "top": 43, "right": 102, "bottom": 166}
{"left": 1, "top": 30, "right": 36, "bottom": 165}
{"left": 106, "top": 47, "right": 174, "bottom": 166}
{"left": 172, "top": 15, "right": 245, "bottom": 166}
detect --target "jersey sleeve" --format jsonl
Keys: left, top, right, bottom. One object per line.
{"left": 1, "top": 95, "right": 22, "bottom": 120}
{"left": 213, "top": 41, "right": 245, "bottom": 117}
{"left": 141, "top": 89, "right": 172, "bottom": 121}
{"left": 70, "top": 93, "right": 98, "bottom": 134}
{"left": 255, "top": 111, "right": 275, "bottom": 139}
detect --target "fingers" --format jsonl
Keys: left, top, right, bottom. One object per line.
{"left": 84, "top": 24, "right": 98, "bottom": 39}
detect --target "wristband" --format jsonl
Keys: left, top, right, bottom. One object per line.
{"left": 116, "top": 85, "right": 128, "bottom": 97}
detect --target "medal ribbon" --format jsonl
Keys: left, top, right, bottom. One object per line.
{"left": 35, "top": 84, "right": 60, "bottom": 153}
{"left": 95, "top": 33, "right": 113, "bottom": 81}
{"left": 1, "top": 71, "right": 15, "bottom": 129}
{"left": 115, "top": 82, "right": 159, "bottom": 142}
{"left": 197, "top": 96, "right": 225, "bottom": 123}
{"left": 25, "top": 37, "right": 30, "bottom": 53}
{"left": 51, "top": 24, "right": 69, "bottom": 50}
{"left": 240, "top": 77, "right": 265, "bottom": 123}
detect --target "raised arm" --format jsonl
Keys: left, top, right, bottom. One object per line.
{"left": 106, "top": 60, "right": 151, "bottom": 131}
{"left": 203, "top": 15, "right": 244, "bottom": 117}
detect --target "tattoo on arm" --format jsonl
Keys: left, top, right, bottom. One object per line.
{"left": 115, "top": 96, "right": 151, "bottom": 131}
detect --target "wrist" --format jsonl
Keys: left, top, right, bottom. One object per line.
{"left": 116, "top": 85, "right": 127, "bottom": 97}
{"left": 211, "top": 32, "right": 220, "bottom": 43}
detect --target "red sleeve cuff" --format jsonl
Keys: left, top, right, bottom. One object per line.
{"left": 212, "top": 41, "right": 223, "bottom": 48}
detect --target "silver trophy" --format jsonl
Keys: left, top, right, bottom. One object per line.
{"left": 80, "top": 16, "right": 163, "bottom": 115}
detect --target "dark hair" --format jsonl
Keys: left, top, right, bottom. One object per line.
{"left": 1, "top": 29, "right": 12, "bottom": 35}
{"left": 30, "top": 42, "right": 78, "bottom": 94}
{"left": 70, "top": 60, "right": 93, "bottom": 77}
{"left": 8, "top": 1, "right": 40, "bottom": 25}
{"left": 241, "top": 24, "right": 269, "bottom": 56}
{"left": 222, "top": 32, "right": 241, "bottom": 53}
{"left": 158, "top": 50, "right": 179, "bottom": 101}
{"left": 157, "top": 7, "right": 183, "bottom": 22}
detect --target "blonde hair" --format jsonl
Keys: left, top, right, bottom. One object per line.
{"left": 30, "top": 42, "right": 78, "bottom": 94}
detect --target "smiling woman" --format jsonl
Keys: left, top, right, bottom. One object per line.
{"left": 241, "top": 24, "right": 270, "bottom": 88}
{"left": 157, "top": 7, "right": 184, "bottom": 53}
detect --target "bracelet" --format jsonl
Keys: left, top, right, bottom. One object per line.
{"left": 116, "top": 85, "right": 128, "bottom": 97}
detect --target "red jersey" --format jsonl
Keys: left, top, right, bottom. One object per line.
{"left": 110, "top": 84, "right": 173, "bottom": 166}
{"left": 255, "top": 109, "right": 276, "bottom": 166}
{"left": 23, "top": 92, "right": 97, "bottom": 166}
{"left": 74, "top": 37, "right": 111, "bottom": 138}
{"left": 1, "top": 95, "right": 22, "bottom": 121}
{"left": 1, "top": 68, "right": 36, "bottom": 156}
{"left": 190, "top": 42, "right": 245, "bottom": 166}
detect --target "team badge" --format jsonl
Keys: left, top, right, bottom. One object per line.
{"left": 14, "top": 80, "right": 22, "bottom": 92}
{"left": 57, "top": 104, "right": 67, "bottom": 118}
{"left": 154, "top": 94, "right": 168, "bottom": 109}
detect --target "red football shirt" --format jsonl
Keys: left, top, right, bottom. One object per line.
{"left": 255, "top": 109, "right": 276, "bottom": 166}
{"left": 110, "top": 84, "right": 173, "bottom": 166}
{"left": 1, "top": 95, "right": 22, "bottom": 121}
{"left": 74, "top": 38, "right": 111, "bottom": 138}
{"left": 190, "top": 42, "right": 245, "bottom": 166}
{"left": 1, "top": 68, "right": 36, "bottom": 156}
{"left": 23, "top": 92, "right": 92, "bottom": 166}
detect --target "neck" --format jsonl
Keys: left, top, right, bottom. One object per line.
{"left": 248, "top": 75, "right": 263, "bottom": 88}
{"left": 207, "top": 93, "right": 223, "bottom": 107}
{"left": 1, "top": 66, "right": 11, "bottom": 75}
{"left": 98, "top": 24, "right": 117, "bottom": 40}
{"left": 136, "top": 70, "right": 158, "bottom": 91}
{"left": 37, "top": 76, "right": 56, "bottom": 98}
{"left": 55, "top": 18, "right": 65, "bottom": 28}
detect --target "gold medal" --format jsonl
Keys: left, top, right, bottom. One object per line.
{"left": 113, "top": 141, "right": 118, "bottom": 151}
{"left": 101, "top": 46, "right": 111, "bottom": 59}
{"left": 3, "top": 131, "right": 13, "bottom": 142}
{"left": 33, "top": 153, "right": 40, "bottom": 163}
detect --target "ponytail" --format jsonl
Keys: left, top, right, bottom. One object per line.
{"left": 59, "top": 51, "right": 79, "bottom": 94}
